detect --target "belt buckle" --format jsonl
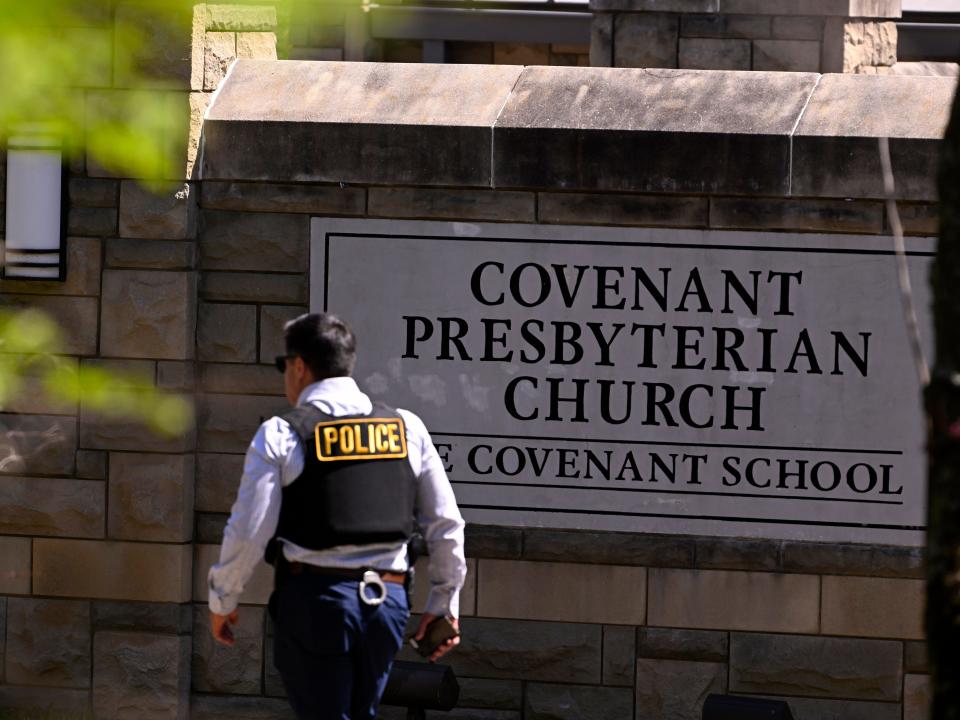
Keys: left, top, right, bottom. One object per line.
{"left": 358, "top": 570, "right": 387, "bottom": 606}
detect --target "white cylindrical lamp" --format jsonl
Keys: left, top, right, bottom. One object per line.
{"left": 4, "top": 129, "right": 65, "bottom": 280}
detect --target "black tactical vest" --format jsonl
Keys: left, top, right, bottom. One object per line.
{"left": 271, "top": 403, "right": 417, "bottom": 553}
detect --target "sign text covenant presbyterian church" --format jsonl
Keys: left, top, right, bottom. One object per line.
{"left": 311, "top": 219, "right": 933, "bottom": 545}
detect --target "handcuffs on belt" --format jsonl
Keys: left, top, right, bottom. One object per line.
{"left": 358, "top": 570, "right": 388, "bottom": 606}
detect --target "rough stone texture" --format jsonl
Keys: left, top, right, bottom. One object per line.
{"left": 198, "top": 393, "right": 289, "bottom": 453}
{"left": 201, "top": 210, "right": 308, "bottom": 272}
{"left": 79, "top": 408, "right": 195, "bottom": 454}
{"left": 5, "top": 598, "right": 91, "bottom": 688}
{"left": 237, "top": 32, "right": 277, "bottom": 60}
{"left": 753, "top": 39, "right": 821, "bottom": 71}
{"left": 636, "top": 627, "right": 729, "bottom": 663}
{"left": 100, "top": 270, "right": 197, "bottom": 359}
{"left": 524, "top": 529, "right": 694, "bottom": 567}
{"left": 259, "top": 305, "right": 307, "bottom": 363}
{"left": 457, "top": 678, "right": 523, "bottom": 710}
{"left": 602, "top": 625, "right": 636, "bottom": 686}
{"left": 204, "top": 32, "right": 236, "bottom": 91}
{"left": 441, "top": 618, "right": 601, "bottom": 683}
{"left": 76, "top": 449, "right": 107, "bottom": 479}
{"left": 157, "top": 361, "right": 195, "bottom": 391}
{"left": 193, "top": 544, "right": 273, "bottom": 604}
{"left": 905, "top": 641, "right": 929, "bottom": 673}
{"left": 33, "top": 539, "right": 192, "bottom": 602}
{"left": 204, "top": 61, "right": 524, "bottom": 186}
{"left": 525, "top": 683, "right": 633, "bottom": 720}
{"left": 0, "top": 413, "right": 77, "bottom": 476}
{"left": 729, "top": 632, "right": 903, "bottom": 701}
{"left": 119, "top": 181, "right": 197, "bottom": 239}
{"left": 634, "top": 658, "right": 726, "bottom": 720}
{"left": 590, "top": 15, "right": 613, "bottom": 67}
{"left": 538, "top": 192, "right": 707, "bottom": 227}
{"left": 780, "top": 540, "right": 924, "bottom": 578}
{"left": 465, "top": 524, "right": 523, "bottom": 559}
{"left": 842, "top": 21, "right": 897, "bottom": 73}
{"left": 192, "top": 605, "right": 263, "bottom": 694}
{"left": 2, "top": 295, "right": 99, "bottom": 355}
{"left": 0, "top": 686, "right": 92, "bottom": 715}
{"left": 201, "top": 272, "right": 307, "bottom": 304}
{"left": 648, "top": 569, "right": 820, "bottom": 633}
{"left": 108, "top": 452, "right": 194, "bottom": 542}
{"left": 69, "top": 177, "right": 118, "bottom": 207}
{"left": 196, "top": 453, "right": 244, "bottom": 513}
{"left": 613, "top": 14, "right": 679, "bottom": 68}
{"left": 905, "top": 673, "right": 931, "bottom": 720}
{"left": 93, "top": 632, "right": 190, "bottom": 720}
{"left": 190, "top": 694, "right": 297, "bottom": 720}
{"left": 0, "top": 236, "right": 102, "bottom": 296}
{"left": 679, "top": 38, "right": 751, "bottom": 70}
{"left": 68, "top": 206, "right": 118, "bottom": 236}
{"left": 821, "top": 575, "right": 924, "bottom": 639}
{"left": 694, "top": 537, "right": 780, "bottom": 571}
{"left": 709, "top": 197, "right": 884, "bottom": 233}
{"left": 207, "top": 4, "right": 277, "bottom": 31}
{"left": 680, "top": 13, "right": 771, "bottom": 38}
{"left": 0, "top": 475, "right": 104, "bottom": 538}
{"left": 772, "top": 15, "right": 824, "bottom": 40}
{"left": 369, "top": 188, "right": 536, "bottom": 223}
{"left": 477, "top": 559, "right": 646, "bottom": 625}
{"left": 198, "top": 303, "right": 258, "bottom": 362}
{"left": 792, "top": 75, "right": 955, "bottom": 202}
{"left": 93, "top": 601, "right": 192, "bottom": 634}
{"left": 202, "top": 363, "right": 283, "bottom": 395}
{"left": 494, "top": 66, "right": 818, "bottom": 196}
{"left": 0, "top": 536, "right": 31, "bottom": 594}
{"left": 201, "top": 181, "right": 366, "bottom": 215}
{"left": 114, "top": 3, "right": 192, "bottom": 89}
{"left": 106, "top": 238, "right": 197, "bottom": 270}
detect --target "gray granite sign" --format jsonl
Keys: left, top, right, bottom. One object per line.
{"left": 311, "top": 219, "right": 933, "bottom": 545}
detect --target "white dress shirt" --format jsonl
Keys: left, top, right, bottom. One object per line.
{"left": 208, "top": 377, "right": 467, "bottom": 617}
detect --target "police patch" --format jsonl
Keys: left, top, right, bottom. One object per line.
{"left": 313, "top": 417, "right": 408, "bottom": 462}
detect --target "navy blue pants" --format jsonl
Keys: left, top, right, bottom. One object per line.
{"left": 272, "top": 573, "right": 410, "bottom": 720}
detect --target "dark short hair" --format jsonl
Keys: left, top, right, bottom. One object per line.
{"left": 283, "top": 313, "right": 356, "bottom": 379}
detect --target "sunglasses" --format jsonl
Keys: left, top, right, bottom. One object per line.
{"left": 274, "top": 355, "right": 296, "bottom": 373}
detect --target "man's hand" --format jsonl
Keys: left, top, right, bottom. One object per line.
{"left": 210, "top": 610, "right": 239, "bottom": 646}
{"left": 413, "top": 613, "right": 460, "bottom": 662}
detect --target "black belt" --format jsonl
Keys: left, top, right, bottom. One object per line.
{"left": 286, "top": 563, "right": 407, "bottom": 585}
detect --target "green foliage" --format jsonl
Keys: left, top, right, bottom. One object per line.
{"left": 0, "top": 309, "right": 193, "bottom": 436}
{"left": 0, "top": 0, "right": 197, "bottom": 183}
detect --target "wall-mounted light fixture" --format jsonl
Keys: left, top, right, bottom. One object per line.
{"left": 4, "top": 127, "right": 66, "bottom": 280}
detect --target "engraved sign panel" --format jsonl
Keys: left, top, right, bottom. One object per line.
{"left": 311, "top": 219, "right": 934, "bottom": 545}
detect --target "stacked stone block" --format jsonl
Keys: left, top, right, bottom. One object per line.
{"left": 0, "top": 3, "right": 277, "bottom": 718}
{"left": 591, "top": 0, "right": 901, "bottom": 73}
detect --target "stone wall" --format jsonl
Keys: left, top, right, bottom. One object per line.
{"left": 0, "top": 4, "right": 277, "bottom": 718}
{"left": 0, "top": 16, "right": 956, "bottom": 720}
{"left": 591, "top": 0, "right": 901, "bottom": 73}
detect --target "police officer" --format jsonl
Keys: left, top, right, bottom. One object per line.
{"left": 208, "top": 312, "right": 467, "bottom": 719}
